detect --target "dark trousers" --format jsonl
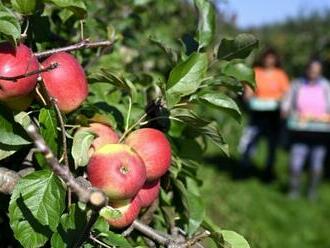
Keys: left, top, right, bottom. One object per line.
{"left": 239, "top": 110, "right": 281, "bottom": 169}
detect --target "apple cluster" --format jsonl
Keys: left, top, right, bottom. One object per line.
{"left": 0, "top": 42, "right": 172, "bottom": 229}
{"left": 84, "top": 124, "right": 171, "bottom": 229}
{"left": 0, "top": 43, "right": 88, "bottom": 112}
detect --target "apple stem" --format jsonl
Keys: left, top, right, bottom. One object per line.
{"left": 34, "top": 39, "right": 115, "bottom": 59}
{"left": 125, "top": 96, "right": 132, "bottom": 132}
{"left": 119, "top": 113, "right": 148, "bottom": 143}
{"left": 0, "top": 63, "right": 58, "bottom": 81}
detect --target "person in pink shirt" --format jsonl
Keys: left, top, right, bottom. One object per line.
{"left": 282, "top": 60, "right": 330, "bottom": 200}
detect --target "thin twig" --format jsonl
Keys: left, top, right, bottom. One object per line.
{"left": 119, "top": 113, "right": 147, "bottom": 143}
{"left": 20, "top": 19, "right": 29, "bottom": 39}
{"left": 80, "top": 20, "right": 85, "bottom": 41}
{"left": 51, "top": 98, "right": 69, "bottom": 168}
{"left": 37, "top": 79, "right": 69, "bottom": 169}
{"left": 183, "top": 231, "right": 210, "bottom": 248}
{"left": 0, "top": 63, "right": 58, "bottom": 81}
{"left": 125, "top": 97, "right": 132, "bottom": 132}
{"left": 89, "top": 235, "right": 112, "bottom": 248}
{"left": 122, "top": 199, "right": 158, "bottom": 236}
{"left": 132, "top": 220, "right": 171, "bottom": 246}
{"left": 122, "top": 224, "right": 135, "bottom": 237}
{"left": 140, "top": 198, "right": 159, "bottom": 225}
{"left": 34, "top": 39, "right": 114, "bottom": 59}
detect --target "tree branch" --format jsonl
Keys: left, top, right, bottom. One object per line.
{"left": 0, "top": 168, "right": 20, "bottom": 194}
{"left": 34, "top": 39, "right": 114, "bottom": 59}
{"left": 24, "top": 122, "right": 108, "bottom": 208}
{"left": 122, "top": 198, "right": 159, "bottom": 237}
{"left": 140, "top": 198, "right": 159, "bottom": 225}
{"left": 132, "top": 220, "right": 171, "bottom": 246}
{"left": 0, "top": 63, "right": 58, "bottom": 81}
{"left": 0, "top": 167, "right": 35, "bottom": 194}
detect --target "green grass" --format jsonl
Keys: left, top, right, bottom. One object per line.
{"left": 199, "top": 119, "right": 330, "bottom": 248}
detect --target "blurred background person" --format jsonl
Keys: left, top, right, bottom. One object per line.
{"left": 282, "top": 60, "right": 330, "bottom": 200}
{"left": 238, "top": 48, "right": 289, "bottom": 181}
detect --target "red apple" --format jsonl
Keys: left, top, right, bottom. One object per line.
{"left": 125, "top": 128, "right": 171, "bottom": 181}
{"left": 0, "top": 43, "right": 38, "bottom": 107}
{"left": 41, "top": 52, "right": 88, "bottom": 113}
{"left": 87, "top": 144, "right": 147, "bottom": 200}
{"left": 137, "top": 180, "right": 160, "bottom": 208}
{"left": 80, "top": 122, "right": 119, "bottom": 154}
{"left": 107, "top": 196, "right": 141, "bottom": 229}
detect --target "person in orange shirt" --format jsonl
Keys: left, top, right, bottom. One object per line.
{"left": 238, "top": 48, "right": 289, "bottom": 181}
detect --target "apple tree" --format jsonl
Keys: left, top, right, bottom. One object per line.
{"left": 0, "top": 0, "right": 258, "bottom": 247}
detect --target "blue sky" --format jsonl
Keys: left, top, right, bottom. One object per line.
{"left": 219, "top": 0, "right": 330, "bottom": 28}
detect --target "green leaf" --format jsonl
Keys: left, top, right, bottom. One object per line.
{"left": 96, "top": 231, "right": 133, "bottom": 248}
{"left": 206, "top": 75, "right": 244, "bottom": 92}
{"left": 58, "top": 8, "right": 74, "bottom": 23}
{"left": 218, "top": 33, "right": 258, "bottom": 60}
{"left": 99, "top": 206, "right": 122, "bottom": 220}
{"left": 174, "top": 180, "right": 205, "bottom": 236}
{"left": 196, "top": 124, "right": 229, "bottom": 156}
{"left": 14, "top": 111, "right": 32, "bottom": 128}
{"left": 221, "top": 61, "right": 255, "bottom": 89}
{"left": 45, "top": 0, "right": 87, "bottom": 19}
{"left": 192, "top": 92, "right": 241, "bottom": 121}
{"left": 71, "top": 129, "right": 95, "bottom": 169}
{"left": 36, "top": 108, "right": 58, "bottom": 168}
{"left": 171, "top": 110, "right": 229, "bottom": 155}
{"left": 0, "top": 6, "right": 21, "bottom": 41}
{"left": 93, "top": 217, "right": 109, "bottom": 233}
{"left": 166, "top": 52, "right": 208, "bottom": 107}
{"left": 0, "top": 112, "right": 31, "bottom": 160}
{"left": 11, "top": 0, "right": 37, "bottom": 15}
{"left": 0, "top": 143, "right": 18, "bottom": 160}
{"left": 9, "top": 170, "right": 65, "bottom": 248}
{"left": 149, "top": 36, "right": 178, "bottom": 64}
{"left": 90, "top": 70, "right": 137, "bottom": 101}
{"left": 171, "top": 109, "right": 210, "bottom": 127}
{"left": 0, "top": 105, "right": 30, "bottom": 146}
{"left": 51, "top": 204, "right": 88, "bottom": 248}
{"left": 222, "top": 230, "right": 250, "bottom": 248}
{"left": 194, "top": 0, "right": 216, "bottom": 49}
{"left": 39, "top": 108, "right": 58, "bottom": 153}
